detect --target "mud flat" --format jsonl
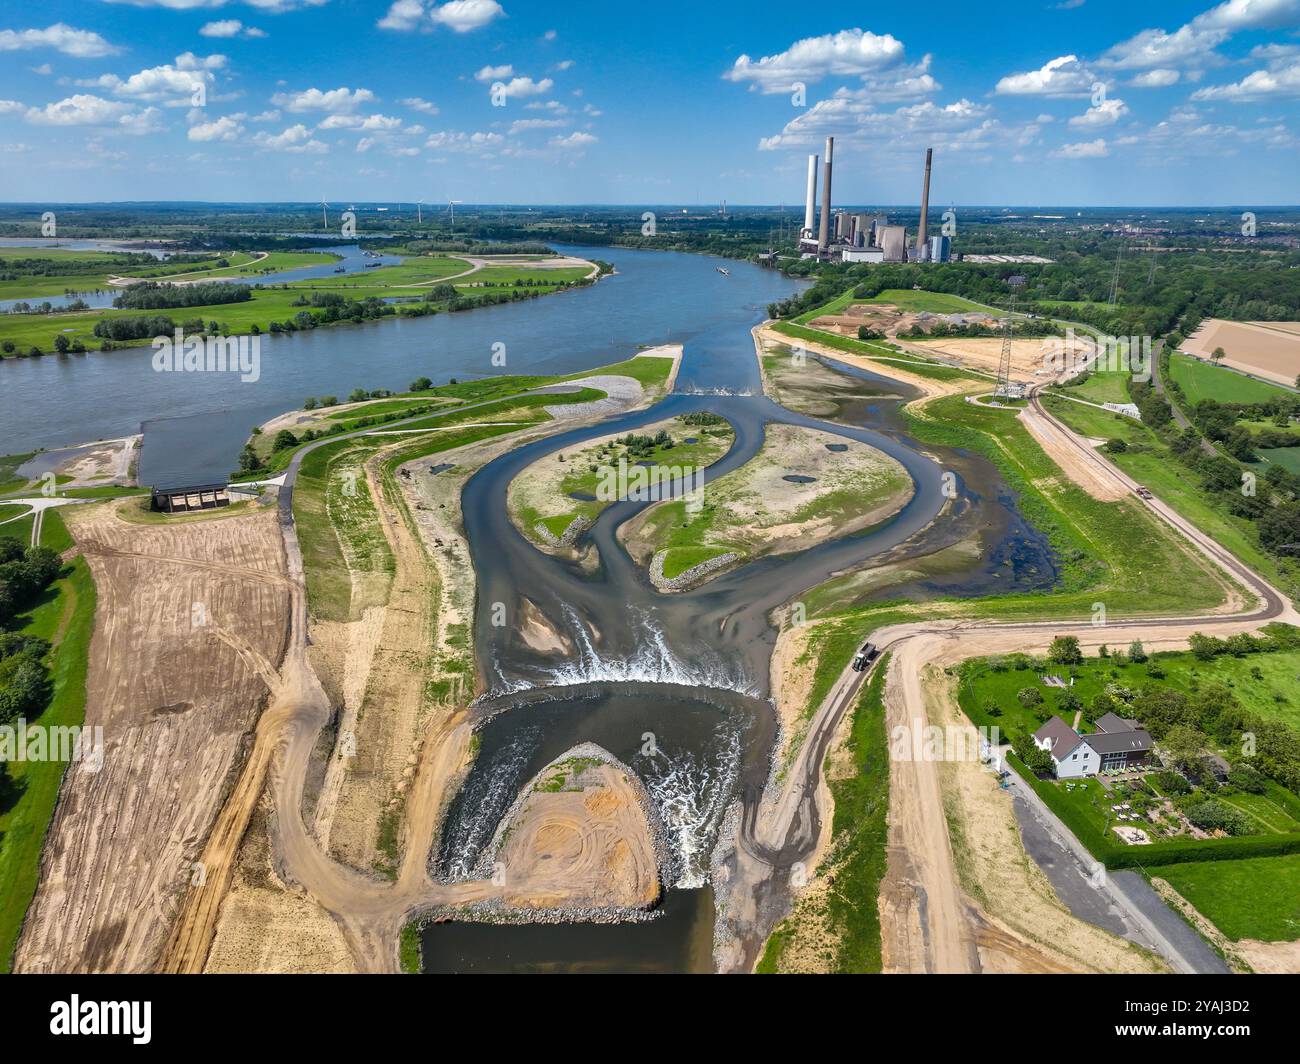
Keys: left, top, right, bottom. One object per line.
{"left": 15, "top": 499, "right": 290, "bottom": 973}
{"left": 620, "top": 423, "right": 914, "bottom": 587}
{"left": 15, "top": 435, "right": 140, "bottom": 489}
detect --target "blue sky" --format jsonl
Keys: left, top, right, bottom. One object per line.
{"left": 0, "top": 0, "right": 1297, "bottom": 205}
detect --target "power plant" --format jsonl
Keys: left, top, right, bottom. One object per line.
{"left": 797, "top": 143, "right": 950, "bottom": 265}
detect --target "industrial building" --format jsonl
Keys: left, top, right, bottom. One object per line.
{"left": 797, "top": 140, "right": 949, "bottom": 265}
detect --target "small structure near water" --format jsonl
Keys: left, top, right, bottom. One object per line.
{"left": 150, "top": 483, "right": 231, "bottom": 514}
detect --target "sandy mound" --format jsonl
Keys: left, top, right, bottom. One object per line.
{"left": 492, "top": 745, "right": 661, "bottom": 911}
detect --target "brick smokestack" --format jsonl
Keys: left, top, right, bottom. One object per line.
{"left": 917, "top": 147, "right": 933, "bottom": 260}
{"left": 817, "top": 136, "right": 834, "bottom": 253}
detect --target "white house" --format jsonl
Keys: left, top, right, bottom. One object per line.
{"left": 1032, "top": 713, "right": 1153, "bottom": 779}
{"left": 1033, "top": 717, "right": 1100, "bottom": 778}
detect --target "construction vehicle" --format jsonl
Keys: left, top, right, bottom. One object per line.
{"left": 851, "top": 641, "right": 879, "bottom": 672}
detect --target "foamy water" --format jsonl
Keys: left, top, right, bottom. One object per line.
{"left": 485, "top": 607, "right": 760, "bottom": 700}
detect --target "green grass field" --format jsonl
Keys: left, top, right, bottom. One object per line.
{"left": 0, "top": 253, "right": 595, "bottom": 355}
{"left": 1054, "top": 366, "right": 1135, "bottom": 406}
{"left": 1042, "top": 394, "right": 1300, "bottom": 607}
{"left": 0, "top": 557, "right": 96, "bottom": 972}
{"left": 1169, "top": 352, "right": 1294, "bottom": 406}
{"left": 1152, "top": 854, "right": 1300, "bottom": 942}
{"left": 1253, "top": 446, "right": 1300, "bottom": 477}
{"left": 961, "top": 644, "right": 1300, "bottom": 737}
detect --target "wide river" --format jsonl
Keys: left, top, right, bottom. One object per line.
{"left": 0, "top": 244, "right": 802, "bottom": 484}
{"left": 2, "top": 242, "right": 1056, "bottom": 971}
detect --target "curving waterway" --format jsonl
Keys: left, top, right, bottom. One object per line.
{"left": 413, "top": 250, "right": 1056, "bottom": 972}
{"left": 0, "top": 243, "right": 1056, "bottom": 971}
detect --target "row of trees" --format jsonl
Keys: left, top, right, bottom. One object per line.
{"left": 0, "top": 538, "right": 63, "bottom": 779}
{"left": 112, "top": 281, "right": 250, "bottom": 310}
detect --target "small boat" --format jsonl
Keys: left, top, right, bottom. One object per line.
{"left": 716, "top": 266, "right": 730, "bottom": 276}
{"left": 333, "top": 267, "right": 346, "bottom": 273}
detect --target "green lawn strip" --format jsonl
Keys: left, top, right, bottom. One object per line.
{"left": 759, "top": 657, "right": 890, "bottom": 973}
{"left": 1053, "top": 367, "right": 1135, "bottom": 406}
{"left": 823, "top": 659, "right": 891, "bottom": 971}
{"left": 398, "top": 921, "right": 422, "bottom": 973}
{"left": 0, "top": 557, "right": 96, "bottom": 972}
{"left": 1150, "top": 854, "right": 1300, "bottom": 942}
{"left": 558, "top": 353, "right": 676, "bottom": 390}
{"left": 0, "top": 503, "right": 31, "bottom": 524}
{"left": 34, "top": 509, "right": 74, "bottom": 553}
{"left": 1169, "top": 352, "right": 1294, "bottom": 406}
{"left": 292, "top": 438, "right": 396, "bottom": 623}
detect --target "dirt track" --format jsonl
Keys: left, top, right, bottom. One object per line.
{"left": 721, "top": 331, "right": 1297, "bottom": 974}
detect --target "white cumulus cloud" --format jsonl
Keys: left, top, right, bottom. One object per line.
{"left": 725, "top": 28, "right": 908, "bottom": 93}
{"left": 0, "top": 23, "right": 118, "bottom": 58}
{"left": 272, "top": 86, "right": 376, "bottom": 113}
{"left": 1053, "top": 138, "right": 1109, "bottom": 158}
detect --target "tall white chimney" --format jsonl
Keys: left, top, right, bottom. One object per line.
{"left": 803, "top": 154, "right": 818, "bottom": 235}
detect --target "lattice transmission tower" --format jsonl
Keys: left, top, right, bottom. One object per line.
{"left": 995, "top": 274, "right": 1026, "bottom": 398}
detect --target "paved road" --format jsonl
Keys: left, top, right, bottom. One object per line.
{"left": 1004, "top": 759, "right": 1230, "bottom": 973}
{"left": 1151, "top": 339, "right": 1218, "bottom": 457}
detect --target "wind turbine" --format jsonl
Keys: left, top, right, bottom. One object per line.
{"left": 417, "top": 200, "right": 423, "bottom": 224}
{"left": 446, "top": 199, "right": 463, "bottom": 226}
{"left": 320, "top": 200, "right": 329, "bottom": 231}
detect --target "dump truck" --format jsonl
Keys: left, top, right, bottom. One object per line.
{"left": 851, "top": 642, "right": 879, "bottom": 672}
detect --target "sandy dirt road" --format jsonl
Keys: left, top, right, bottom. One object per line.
{"left": 719, "top": 330, "right": 1296, "bottom": 974}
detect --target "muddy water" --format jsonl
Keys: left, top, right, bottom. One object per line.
{"left": 424, "top": 684, "right": 771, "bottom": 973}
{"left": 425, "top": 319, "right": 1058, "bottom": 972}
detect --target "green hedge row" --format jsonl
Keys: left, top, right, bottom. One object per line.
{"left": 1005, "top": 752, "right": 1300, "bottom": 869}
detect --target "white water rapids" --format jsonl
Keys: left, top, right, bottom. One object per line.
{"left": 486, "top": 606, "right": 761, "bottom": 700}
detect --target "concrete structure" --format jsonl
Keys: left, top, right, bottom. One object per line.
{"left": 817, "top": 136, "right": 834, "bottom": 253}
{"left": 1033, "top": 712, "right": 1153, "bottom": 779}
{"left": 151, "top": 483, "right": 231, "bottom": 514}
{"left": 802, "top": 153, "right": 818, "bottom": 237}
{"left": 841, "top": 247, "right": 885, "bottom": 264}
{"left": 928, "top": 234, "right": 951, "bottom": 263}
{"left": 878, "top": 224, "right": 907, "bottom": 263}
{"left": 916, "top": 147, "right": 933, "bottom": 261}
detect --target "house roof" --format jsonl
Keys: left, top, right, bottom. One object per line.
{"left": 1033, "top": 717, "right": 1084, "bottom": 761}
{"left": 1094, "top": 711, "right": 1142, "bottom": 734}
{"left": 1084, "top": 729, "right": 1153, "bottom": 755}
